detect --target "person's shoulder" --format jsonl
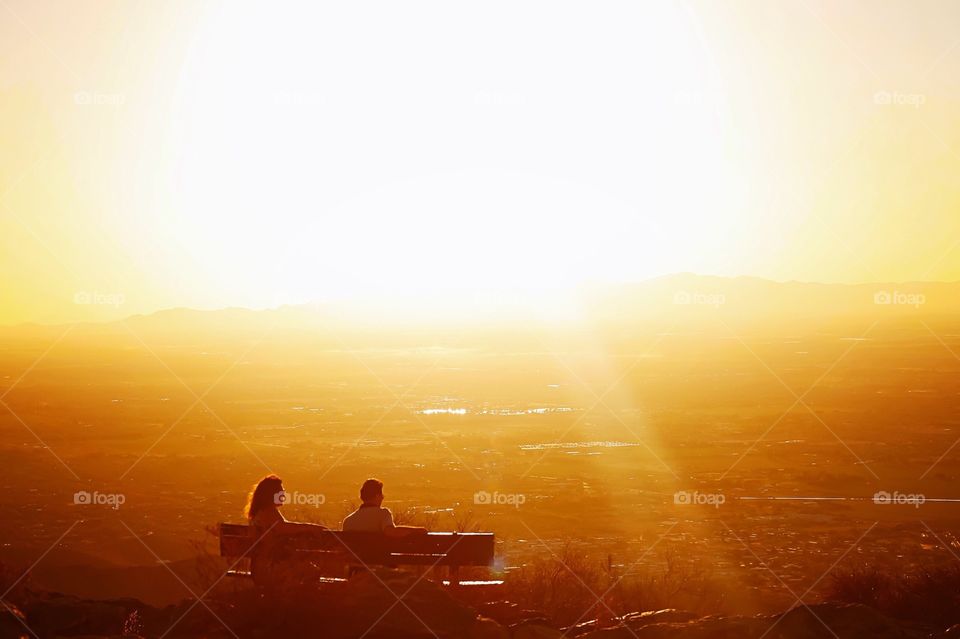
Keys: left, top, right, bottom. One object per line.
{"left": 380, "top": 507, "right": 393, "bottom": 522}
{"left": 252, "top": 508, "right": 282, "bottom": 528}
{"left": 342, "top": 509, "right": 360, "bottom": 526}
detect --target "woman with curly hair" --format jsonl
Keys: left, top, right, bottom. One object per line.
{"left": 244, "top": 474, "right": 327, "bottom": 588}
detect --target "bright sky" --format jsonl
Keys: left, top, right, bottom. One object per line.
{"left": 1, "top": 0, "right": 959, "bottom": 323}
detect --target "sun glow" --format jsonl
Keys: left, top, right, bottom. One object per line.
{"left": 4, "top": 1, "right": 960, "bottom": 324}
{"left": 162, "top": 1, "right": 743, "bottom": 312}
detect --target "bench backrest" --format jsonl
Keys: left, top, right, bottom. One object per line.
{"left": 219, "top": 523, "right": 495, "bottom": 567}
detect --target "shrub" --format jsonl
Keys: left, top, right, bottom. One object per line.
{"left": 502, "top": 542, "right": 723, "bottom": 627}
{"left": 827, "top": 564, "right": 960, "bottom": 627}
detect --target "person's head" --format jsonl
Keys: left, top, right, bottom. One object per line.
{"left": 359, "top": 478, "right": 384, "bottom": 506}
{"left": 245, "top": 474, "right": 284, "bottom": 520}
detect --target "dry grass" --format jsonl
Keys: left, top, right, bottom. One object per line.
{"left": 827, "top": 564, "right": 960, "bottom": 627}
{"left": 501, "top": 542, "right": 724, "bottom": 627}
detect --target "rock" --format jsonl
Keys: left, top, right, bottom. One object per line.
{"left": 1, "top": 600, "right": 28, "bottom": 639}
{"left": 467, "top": 616, "right": 510, "bottom": 639}
{"left": 578, "top": 603, "right": 929, "bottom": 639}
{"left": 622, "top": 608, "right": 699, "bottom": 628}
{"left": 579, "top": 615, "right": 760, "bottom": 639}
{"left": 479, "top": 600, "right": 548, "bottom": 627}
{"left": 511, "top": 619, "right": 563, "bottom": 639}
{"left": 563, "top": 618, "right": 599, "bottom": 636}
{"left": 565, "top": 610, "right": 699, "bottom": 637}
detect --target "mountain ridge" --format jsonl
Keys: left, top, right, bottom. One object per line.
{"left": 4, "top": 273, "right": 960, "bottom": 331}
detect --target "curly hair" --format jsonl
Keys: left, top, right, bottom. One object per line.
{"left": 244, "top": 474, "right": 283, "bottom": 520}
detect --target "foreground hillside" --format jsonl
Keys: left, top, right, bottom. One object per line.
{"left": 1, "top": 571, "right": 953, "bottom": 639}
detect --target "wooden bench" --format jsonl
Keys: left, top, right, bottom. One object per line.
{"left": 218, "top": 523, "right": 500, "bottom": 586}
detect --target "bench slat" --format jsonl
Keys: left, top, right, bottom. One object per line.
{"left": 218, "top": 523, "right": 495, "bottom": 567}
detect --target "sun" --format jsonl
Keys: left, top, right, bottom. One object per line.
{"left": 159, "top": 2, "right": 743, "bottom": 313}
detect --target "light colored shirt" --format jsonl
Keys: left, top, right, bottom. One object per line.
{"left": 341, "top": 505, "right": 393, "bottom": 533}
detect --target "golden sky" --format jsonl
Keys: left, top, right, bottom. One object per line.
{"left": 1, "top": 0, "right": 959, "bottom": 324}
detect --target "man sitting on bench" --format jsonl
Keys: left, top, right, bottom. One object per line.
{"left": 341, "top": 478, "right": 427, "bottom": 537}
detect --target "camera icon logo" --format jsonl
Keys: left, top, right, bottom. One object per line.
{"left": 473, "top": 490, "right": 492, "bottom": 505}
{"left": 874, "top": 291, "right": 892, "bottom": 305}
{"left": 73, "top": 490, "right": 92, "bottom": 505}
{"left": 273, "top": 490, "right": 288, "bottom": 505}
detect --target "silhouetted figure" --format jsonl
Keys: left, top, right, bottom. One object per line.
{"left": 245, "top": 474, "right": 327, "bottom": 587}
{"left": 341, "top": 478, "right": 427, "bottom": 537}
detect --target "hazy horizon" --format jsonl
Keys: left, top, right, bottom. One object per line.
{"left": 6, "top": 271, "right": 960, "bottom": 328}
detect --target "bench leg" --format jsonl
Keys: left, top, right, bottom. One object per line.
{"left": 449, "top": 565, "right": 460, "bottom": 586}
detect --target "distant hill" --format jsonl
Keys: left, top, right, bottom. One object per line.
{"left": 2, "top": 274, "right": 958, "bottom": 341}
{"left": 581, "top": 273, "right": 960, "bottom": 323}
